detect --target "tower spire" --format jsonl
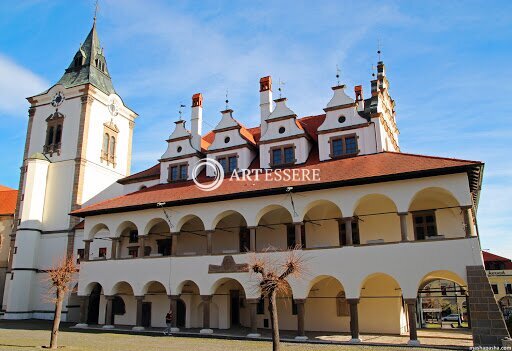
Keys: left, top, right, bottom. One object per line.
{"left": 56, "top": 18, "right": 115, "bottom": 95}
{"left": 93, "top": 0, "right": 99, "bottom": 25}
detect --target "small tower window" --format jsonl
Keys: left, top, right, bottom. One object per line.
{"left": 101, "top": 121, "right": 119, "bottom": 167}
{"left": 278, "top": 126, "right": 286, "bottom": 134}
{"left": 47, "top": 127, "right": 55, "bottom": 146}
{"left": 110, "top": 136, "right": 116, "bottom": 160}
{"left": 44, "top": 111, "right": 64, "bottom": 156}
{"left": 55, "top": 125, "right": 62, "bottom": 144}
{"left": 103, "top": 133, "right": 110, "bottom": 157}
{"left": 224, "top": 136, "right": 230, "bottom": 144}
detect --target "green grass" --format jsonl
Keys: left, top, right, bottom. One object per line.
{"left": 0, "top": 320, "right": 460, "bottom": 351}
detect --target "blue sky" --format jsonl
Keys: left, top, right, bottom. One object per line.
{"left": 0, "top": 1, "right": 511, "bottom": 257}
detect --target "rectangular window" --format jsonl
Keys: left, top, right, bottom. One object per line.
{"left": 169, "top": 164, "right": 188, "bottom": 181}
{"left": 272, "top": 149, "right": 282, "bottom": 165}
{"left": 338, "top": 220, "right": 360, "bottom": 245}
{"left": 286, "top": 224, "right": 296, "bottom": 248}
{"left": 330, "top": 134, "right": 358, "bottom": 158}
{"left": 180, "top": 165, "right": 188, "bottom": 179}
{"left": 128, "top": 247, "right": 138, "bottom": 258}
{"left": 336, "top": 292, "right": 350, "bottom": 317}
{"left": 98, "top": 247, "right": 107, "bottom": 258}
{"left": 271, "top": 145, "right": 295, "bottom": 166}
{"left": 413, "top": 211, "right": 438, "bottom": 240}
{"left": 292, "top": 298, "right": 298, "bottom": 315}
{"left": 506, "top": 284, "right": 512, "bottom": 294}
{"left": 129, "top": 230, "right": 139, "bottom": 243}
{"left": 332, "top": 139, "right": 343, "bottom": 156}
{"left": 257, "top": 296, "right": 265, "bottom": 314}
{"left": 157, "top": 239, "right": 172, "bottom": 256}
{"left": 284, "top": 147, "right": 294, "bottom": 164}
{"left": 228, "top": 156, "right": 237, "bottom": 172}
{"left": 491, "top": 284, "right": 499, "bottom": 294}
{"left": 239, "top": 227, "right": 250, "bottom": 252}
{"left": 217, "top": 155, "right": 238, "bottom": 173}
{"left": 77, "top": 249, "right": 85, "bottom": 264}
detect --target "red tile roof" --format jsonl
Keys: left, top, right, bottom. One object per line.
{"left": 73, "top": 151, "right": 482, "bottom": 217}
{"left": 483, "top": 251, "right": 511, "bottom": 263}
{"left": 0, "top": 185, "right": 17, "bottom": 216}
{"left": 483, "top": 251, "right": 512, "bottom": 269}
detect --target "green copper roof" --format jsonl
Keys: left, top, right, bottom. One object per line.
{"left": 56, "top": 22, "right": 115, "bottom": 95}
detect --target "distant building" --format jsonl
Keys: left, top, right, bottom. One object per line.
{"left": 484, "top": 251, "right": 512, "bottom": 317}
{"left": 0, "top": 185, "right": 17, "bottom": 309}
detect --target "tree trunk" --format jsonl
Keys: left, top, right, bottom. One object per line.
{"left": 50, "top": 289, "right": 63, "bottom": 349}
{"left": 268, "top": 290, "right": 280, "bottom": 351}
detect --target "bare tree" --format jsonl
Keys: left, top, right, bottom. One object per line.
{"left": 250, "top": 247, "right": 305, "bottom": 351}
{"left": 44, "top": 256, "right": 78, "bottom": 349}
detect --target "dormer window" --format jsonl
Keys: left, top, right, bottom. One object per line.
{"left": 217, "top": 155, "right": 238, "bottom": 173}
{"left": 168, "top": 163, "right": 188, "bottom": 182}
{"left": 330, "top": 134, "right": 358, "bottom": 158}
{"left": 270, "top": 145, "right": 295, "bottom": 166}
{"left": 44, "top": 111, "right": 64, "bottom": 156}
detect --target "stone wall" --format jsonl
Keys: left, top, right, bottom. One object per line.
{"left": 467, "top": 265, "right": 510, "bottom": 346}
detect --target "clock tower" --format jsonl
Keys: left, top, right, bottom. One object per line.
{"left": 2, "top": 20, "right": 137, "bottom": 319}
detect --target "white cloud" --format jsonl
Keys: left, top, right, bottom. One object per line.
{"left": 0, "top": 53, "right": 48, "bottom": 116}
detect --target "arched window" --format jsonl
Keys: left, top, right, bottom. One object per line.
{"left": 103, "top": 133, "right": 110, "bottom": 155}
{"left": 55, "top": 125, "right": 62, "bottom": 144}
{"left": 110, "top": 136, "right": 116, "bottom": 158}
{"left": 47, "top": 127, "right": 54, "bottom": 146}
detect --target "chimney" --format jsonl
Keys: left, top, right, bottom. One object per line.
{"left": 354, "top": 85, "right": 364, "bottom": 111}
{"left": 191, "top": 93, "right": 203, "bottom": 151}
{"left": 259, "top": 76, "right": 272, "bottom": 135}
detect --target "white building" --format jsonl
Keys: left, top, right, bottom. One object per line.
{"left": 2, "top": 21, "right": 509, "bottom": 346}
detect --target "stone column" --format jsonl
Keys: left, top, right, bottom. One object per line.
{"left": 249, "top": 227, "right": 257, "bottom": 252}
{"left": 206, "top": 231, "right": 213, "bottom": 254}
{"left": 294, "top": 222, "right": 304, "bottom": 249}
{"left": 75, "top": 296, "right": 89, "bottom": 327}
{"left": 110, "top": 238, "right": 120, "bottom": 259}
{"left": 138, "top": 236, "right": 146, "bottom": 258}
{"left": 461, "top": 206, "right": 472, "bottom": 238}
{"left": 246, "top": 298, "right": 260, "bottom": 337}
{"left": 171, "top": 233, "right": 178, "bottom": 256}
{"left": 343, "top": 218, "right": 353, "bottom": 246}
{"left": 200, "top": 295, "right": 213, "bottom": 333}
{"left": 133, "top": 296, "right": 145, "bottom": 331}
{"left": 294, "top": 299, "right": 307, "bottom": 340}
{"left": 103, "top": 296, "right": 115, "bottom": 328}
{"left": 168, "top": 295, "right": 180, "bottom": 331}
{"left": 347, "top": 298, "right": 360, "bottom": 343}
{"left": 405, "top": 298, "right": 419, "bottom": 345}
{"left": 398, "top": 212, "right": 409, "bottom": 242}
{"left": 83, "top": 240, "right": 92, "bottom": 261}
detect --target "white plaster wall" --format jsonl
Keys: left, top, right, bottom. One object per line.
{"left": 85, "top": 97, "right": 132, "bottom": 176}
{"left": 208, "top": 129, "right": 248, "bottom": 150}
{"left": 27, "top": 85, "right": 82, "bottom": 162}
{"left": 41, "top": 161, "right": 74, "bottom": 230}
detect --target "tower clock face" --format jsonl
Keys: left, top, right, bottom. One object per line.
{"left": 51, "top": 92, "right": 65, "bottom": 107}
